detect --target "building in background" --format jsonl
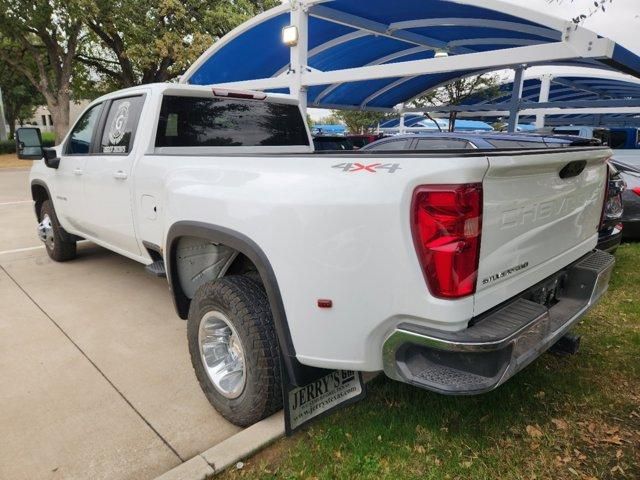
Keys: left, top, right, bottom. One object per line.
{"left": 18, "top": 100, "right": 90, "bottom": 133}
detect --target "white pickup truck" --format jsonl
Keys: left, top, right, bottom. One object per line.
{"left": 17, "top": 84, "right": 615, "bottom": 427}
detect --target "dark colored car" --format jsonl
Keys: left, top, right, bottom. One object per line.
{"left": 361, "top": 131, "right": 599, "bottom": 151}
{"left": 345, "top": 134, "right": 384, "bottom": 149}
{"left": 598, "top": 164, "right": 625, "bottom": 253}
{"left": 363, "top": 132, "right": 623, "bottom": 251}
{"left": 313, "top": 136, "right": 354, "bottom": 151}
{"left": 609, "top": 157, "right": 640, "bottom": 240}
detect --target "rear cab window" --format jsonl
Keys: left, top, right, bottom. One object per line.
{"left": 155, "top": 95, "right": 310, "bottom": 152}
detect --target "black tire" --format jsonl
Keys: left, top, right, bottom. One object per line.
{"left": 40, "top": 200, "right": 77, "bottom": 262}
{"left": 187, "top": 275, "right": 282, "bottom": 427}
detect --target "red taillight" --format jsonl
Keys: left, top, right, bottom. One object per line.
{"left": 411, "top": 184, "right": 483, "bottom": 299}
{"left": 633, "top": 187, "right": 640, "bottom": 197}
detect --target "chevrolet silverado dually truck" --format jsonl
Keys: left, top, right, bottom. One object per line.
{"left": 16, "top": 84, "right": 615, "bottom": 427}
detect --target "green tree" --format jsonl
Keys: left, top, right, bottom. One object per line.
{"left": 79, "top": 0, "right": 278, "bottom": 88}
{"left": 331, "top": 110, "right": 389, "bottom": 134}
{"left": 0, "top": 0, "right": 87, "bottom": 142}
{"left": 411, "top": 74, "right": 501, "bottom": 132}
{"left": 0, "top": 59, "right": 44, "bottom": 138}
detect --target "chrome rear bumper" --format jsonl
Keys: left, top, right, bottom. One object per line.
{"left": 382, "top": 250, "right": 615, "bottom": 395}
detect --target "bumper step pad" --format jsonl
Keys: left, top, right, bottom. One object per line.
{"left": 383, "top": 250, "right": 615, "bottom": 395}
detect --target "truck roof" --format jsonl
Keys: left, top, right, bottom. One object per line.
{"left": 91, "top": 82, "right": 296, "bottom": 105}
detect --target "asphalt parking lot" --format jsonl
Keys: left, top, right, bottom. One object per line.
{"left": 0, "top": 168, "right": 242, "bottom": 479}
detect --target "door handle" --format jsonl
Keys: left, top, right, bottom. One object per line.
{"left": 73, "top": 168, "right": 83, "bottom": 176}
{"left": 113, "top": 170, "right": 128, "bottom": 180}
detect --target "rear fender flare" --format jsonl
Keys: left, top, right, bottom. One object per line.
{"left": 166, "top": 221, "right": 327, "bottom": 386}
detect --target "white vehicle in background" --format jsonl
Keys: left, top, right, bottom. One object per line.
{"left": 551, "top": 126, "right": 611, "bottom": 145}
{"left": 16, "top": 83, "right": 614, "bottom": 427}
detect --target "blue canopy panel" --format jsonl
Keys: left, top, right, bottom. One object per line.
{"left": 185, "top": 0, "right": 640, "bottom": 110}
{"left": 463, "top": 76, "right": 640, "bottom": 106}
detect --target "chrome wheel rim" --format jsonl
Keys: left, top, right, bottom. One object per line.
{"left": 198, "top": 311, "right": 246, "bottom": 399}
{"left": 38, "top": 214, "right": 55, "bottom": 250}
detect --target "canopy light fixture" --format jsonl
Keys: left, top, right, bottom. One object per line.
{"left": 434, "top": 49, "right": 449, "bottom": 59}
{"left": 282, "top": 25, "right": 299, "bottom": 47}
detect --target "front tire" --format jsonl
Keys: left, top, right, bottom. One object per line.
{"left": 39, "top": 200, "right": 77, "bottom": 262}
{"left": 187, "top": 275, "right": 282, "bottom": 427}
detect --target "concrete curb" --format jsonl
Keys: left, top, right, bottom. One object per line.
{"left": 154, "top": 411, "right": 285, "bottom": 480}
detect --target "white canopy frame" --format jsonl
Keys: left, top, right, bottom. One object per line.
{"left": 404, "top": 68, "right": 640, "bottom": 129}
{"left": 181, "top": 0, "right": 636, "bottom": 132}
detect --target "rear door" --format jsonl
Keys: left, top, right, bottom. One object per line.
{"left": 475, "top": 148, "right": 610, "bottom": 313}
{"left": 81, "top": 95, "right": 146, "bottom": 255}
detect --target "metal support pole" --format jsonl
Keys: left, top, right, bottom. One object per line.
{"left": 535, "top": 74, "right": 553, "bottom": 129}
{"left": 507, "top": 66, "right": 526, "bottom": 133}
{"left": 0, "top": 88, "right": 8, "bottom": 141}
{"left": 290, "top": 1, "right": 309, "bottom": 116}
{"left": 399, "top": 110, "right": 406, "bottom": 135}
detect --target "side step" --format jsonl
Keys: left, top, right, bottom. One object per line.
{"left": 145, "top": 260, "right": 166, "bottom": 278}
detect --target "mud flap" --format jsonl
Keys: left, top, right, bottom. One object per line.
{"left": 282, "top": 360, "right": 366, "bottom": 436}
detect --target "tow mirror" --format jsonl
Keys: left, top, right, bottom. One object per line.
{"left": 15, "top": 127, "right": 44, "bottom": 160}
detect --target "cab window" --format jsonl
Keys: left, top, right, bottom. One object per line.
{"left": 371, "top": 139, "right": 411, "bottom": 150}
{"left": 100, "top": 96, "right": 145, "bottom": 154}
{"left": 415, "top": 138, "right": 474, "bottom": 150}
{"left": 66, "top": 104, "right": 103, "bottom": 155}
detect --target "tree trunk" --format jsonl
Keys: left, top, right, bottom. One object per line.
{"left": 48, "top": 94, "right": 70, "bottom": 144}
{"left": 449, "top": 112, "right": 458, "bottom": 133}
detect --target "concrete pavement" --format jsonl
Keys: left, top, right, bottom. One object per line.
{"left": 0, "top": 168, "right": 242, "bottom": 479}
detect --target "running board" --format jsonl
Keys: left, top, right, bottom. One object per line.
{"left": 145, "top": 260, "right": 166, "bottom": 278}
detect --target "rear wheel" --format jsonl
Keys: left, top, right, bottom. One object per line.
{"left": 39, "top": 200, "right": 77, "bottom": 262}
{"left": 187, "top": 275, "right": 282, "bottom": 427}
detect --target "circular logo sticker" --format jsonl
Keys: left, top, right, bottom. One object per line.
{"left": 108, "top": 102, "right": 130, "bottom": 145}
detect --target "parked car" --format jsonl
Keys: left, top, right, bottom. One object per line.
{"left": 361, "top": 131, "right": 598, "bottom": 151}
{"left": 599, "top": 164, "right": 625, "bottom": 253}
{"left": 364, "top": 132, "right": 623, "bottom": 251}
{"left": 313, "top": 135, "right": 354, "bottom": 151}
{"left": 345, "top": 134, "right": 383, "bottom": 149}
{"left": 16, "top": 85, "right": 614, "bottom": 428}
{"left": 609, "top": 157, "right": 640, "bottom": 239}
{"left": 551, "top": 126, "right": 612, "bottom": 146}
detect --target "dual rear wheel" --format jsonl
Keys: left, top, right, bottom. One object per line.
{"left": 187, "top": 275, "right": 283, "bottom": 427}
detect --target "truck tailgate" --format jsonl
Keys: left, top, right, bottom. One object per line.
{"left": 475, "top": 148, "right": 610, "bottom": 314}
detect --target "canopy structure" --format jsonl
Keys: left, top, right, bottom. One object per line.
{"left": 378, "top": 115, "right": 494, "bottom": 133}
{"left": 182, "top": 0, "right": 640, "bottom": 132}
{"left": 418, "top": 67, "right": 640, "bottom": 128}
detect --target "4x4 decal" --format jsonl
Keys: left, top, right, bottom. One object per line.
{"left": 332, "top": 163, "right": 402, "bottom": 173}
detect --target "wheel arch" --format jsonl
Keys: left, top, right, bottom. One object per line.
{"left": 166, "top": 221, "right": 328, "bottom": 386}
{"left": 30, "top": 180, "right": 51, "bottom": 221}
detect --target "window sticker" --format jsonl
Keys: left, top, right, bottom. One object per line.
{"left": 108, "top": 101, "right": 130, "bottom": 146}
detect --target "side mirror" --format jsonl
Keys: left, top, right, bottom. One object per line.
{"left": 15, "top": 127, "right": 44, "bottom": 160}
{"left": 43, "top": 148, "right": 60, "bottom": 169}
